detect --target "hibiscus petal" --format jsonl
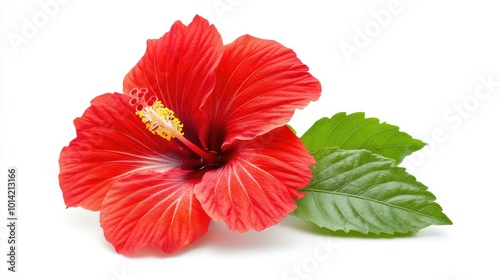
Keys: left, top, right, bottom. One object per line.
{"left": 100, "top": 169, "right": 210, "bottom": 254}
{"left": 194, "top": 126, "right": 314, "bottom": 232}
{"left": 123, "top": 15, "right": 224, "bottom": 141}
{"left": 200, "top": 35, "right": 321, "bottom": 150}
{"left": 59, "top": 93, "right": 194, "bottom": 211}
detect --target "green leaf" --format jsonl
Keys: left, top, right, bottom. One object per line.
{"left": 301, "top": 112, "right": 425, "bottom": 164}
{"left": 293, "top": 148, "right": 452, "bottom": 234}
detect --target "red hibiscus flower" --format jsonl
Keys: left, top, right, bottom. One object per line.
{"left": 59, "top": 15, "right": 321, "bottom": 254}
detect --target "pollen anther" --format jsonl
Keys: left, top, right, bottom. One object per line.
{"left": 130, "top": 88, "right": 184, "bottom": 141}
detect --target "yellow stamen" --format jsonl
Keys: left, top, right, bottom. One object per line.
{"left": 130, "top": 88, "right": 219, "bottom": 165}
{"left": 136, "top": 101, "right": 184, "bottom": 141}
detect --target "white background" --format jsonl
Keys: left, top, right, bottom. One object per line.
{"left": 1, "top": 0, "right": 500, "bottom": 279}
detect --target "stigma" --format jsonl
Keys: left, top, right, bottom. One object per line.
{"left": 129, "top": 88, "right": 184, "bottom": 141}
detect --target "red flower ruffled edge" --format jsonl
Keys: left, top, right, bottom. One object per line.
{"left": 59, "top": 15, "right": 321, "bottom": 254}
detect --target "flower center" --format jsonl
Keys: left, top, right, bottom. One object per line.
{"left": 130, "top": 88, "right": 220, "bottom": 167}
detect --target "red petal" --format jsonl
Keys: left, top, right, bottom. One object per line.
{"left": 194, "top": 126, "right": 314, "bottom": 232}
{"left": 123, "top": 15, "right": 223, "bottom": 141}
{"left": 59, "top": 93, "right": 194, "bottom": 211}
{"left": 100, "top": 169, "right": 210, "bottom": 254}
{"left": 200, "top": 35, "right": 321, "bottom": 150}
